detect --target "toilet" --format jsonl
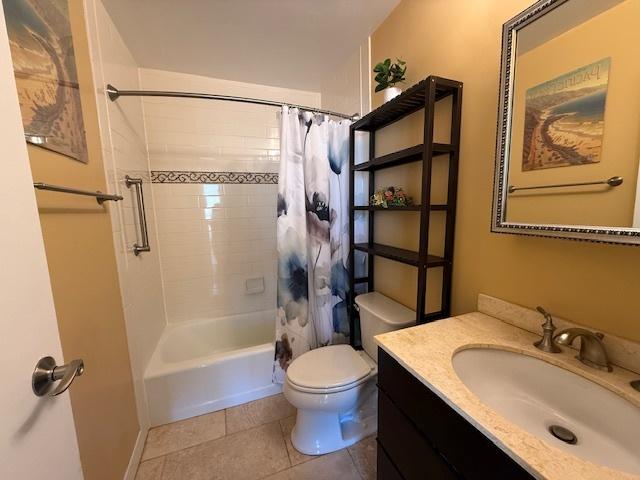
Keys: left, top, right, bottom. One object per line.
{"left": 283, "top": 291, "right": 415, "bottom": 455}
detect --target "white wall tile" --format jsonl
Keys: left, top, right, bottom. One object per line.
{"left": 140, "top": 70, "right": 311, "bottom": 324}
{"left": 139, "top": 68, "right": 319, "bottom": 174}
{"left": 153, "top": 179, "right": 279, "bottom": 323}
{"left": 86, "top": 0, "right": 167, "bottom": 430}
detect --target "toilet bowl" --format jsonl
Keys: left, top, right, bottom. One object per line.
{"left": 283, "top": 292, "right": 415, "bottom": 455}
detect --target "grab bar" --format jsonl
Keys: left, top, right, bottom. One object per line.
{"left": 34, "top": 182, "right": 123, "bottom": 204}
{"left": 125, "top": 175, "right": 151, "bottom": 255}
{"left": 508, "top": 176, "right": 623, "bottom": 194}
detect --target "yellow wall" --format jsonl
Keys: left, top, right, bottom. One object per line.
{"left": 371, "top": 0, "right": 640, "bottom": 342}
{"left": 508, "top": 1, "right": 640, "bottom": 226}
{"left": 18, "top": 2, "right": 139, "bottom": 479}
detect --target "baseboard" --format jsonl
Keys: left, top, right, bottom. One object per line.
{"left": 123, "top": 427, "right": 148, "bottom": 480}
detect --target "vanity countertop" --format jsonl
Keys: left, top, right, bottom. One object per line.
{"left": 375, "top": 311, "right": 640, "bottom": 480}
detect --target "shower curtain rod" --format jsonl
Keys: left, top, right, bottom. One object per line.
{"left": 106, "top": 84, "right": 359, "bottom": 120}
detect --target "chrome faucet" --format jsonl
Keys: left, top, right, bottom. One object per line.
{"left": 533, "top": 306, "right": 561, "bottom": 353}
{"left": 553, "top": 328, "right": 612, "bottom": 372}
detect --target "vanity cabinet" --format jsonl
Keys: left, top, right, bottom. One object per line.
{"left": 376, "top": 348, "right": 534, "bottom": 479}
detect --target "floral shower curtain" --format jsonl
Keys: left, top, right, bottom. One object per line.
{"left": 273, "top": 107, "right": 351, "bottom": 383}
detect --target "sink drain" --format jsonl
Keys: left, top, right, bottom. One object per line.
{"left": 548, "top": 425, "right": 577, "bottom": 445}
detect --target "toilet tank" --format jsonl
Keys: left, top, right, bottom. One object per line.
{"left": 355, "top": 292, "right": 416, "bottom": 363}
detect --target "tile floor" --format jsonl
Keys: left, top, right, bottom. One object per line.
{"left": 135, "top": 394, "right": 376, "bottom": 480}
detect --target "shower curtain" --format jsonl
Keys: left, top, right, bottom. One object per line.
{"left": 273, "top": 107, "right": 351, "bottom": 383}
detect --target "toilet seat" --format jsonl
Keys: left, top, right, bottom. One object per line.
{"left": 286, "top": 345, "right": 373, "bottom": 394}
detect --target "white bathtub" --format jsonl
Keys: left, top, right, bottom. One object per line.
{"left": 144, "top": 310, "right": 281, "bottom": 426}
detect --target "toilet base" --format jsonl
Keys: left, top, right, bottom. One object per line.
{"left": 290, "top": 408, "right": 377, "bottom": 455}
{"left": 289, "top": 384, "right": 378, "bottom": 455}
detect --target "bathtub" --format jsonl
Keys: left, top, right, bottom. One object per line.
{"left": 144, "top": 310, "right": 281, "bottom": 426}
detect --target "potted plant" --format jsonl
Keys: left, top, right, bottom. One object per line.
{"left": 373, "top": 58, "right": 407, "bottom": 102}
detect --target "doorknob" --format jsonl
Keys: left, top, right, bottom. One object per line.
{"left": 32, "top": 356, "right": 84, "bottom": 397}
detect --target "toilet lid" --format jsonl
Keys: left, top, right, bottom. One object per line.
{"left": 287, "top": 345, "right": 372, "bottom": 390}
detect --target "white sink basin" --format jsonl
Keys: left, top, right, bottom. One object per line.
{"left": 452, "top": 348, "right": 640, "bottom": 475}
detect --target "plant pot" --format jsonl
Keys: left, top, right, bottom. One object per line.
{"left": 383, "top": 86, "right": 402, "bottom": 102}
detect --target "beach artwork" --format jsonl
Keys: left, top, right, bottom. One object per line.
{"left": 4, "top": 0, "right": 88, "bottom": 162}
{"left": 522, "top": 58, "right": 610, "bottom": 171}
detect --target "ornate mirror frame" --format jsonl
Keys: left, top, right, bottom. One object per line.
{"left": 492, "top": 0, "right": 640, "bottom": 245}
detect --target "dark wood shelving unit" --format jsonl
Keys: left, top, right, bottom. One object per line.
{"left": 348, "top": 76, "right": 463, "bottom": 343}
{"left": 353, "top": 243, "right": 447, "bottom": 268}
{"left": 353, "top": 143, "right": 453, "bottom": 171}
{"left": 352, "top": 204, "right": 448, "bottom": 212}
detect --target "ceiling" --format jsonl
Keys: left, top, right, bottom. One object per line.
{"left": 102, "top": 0, "right": 399, "bottom": 91}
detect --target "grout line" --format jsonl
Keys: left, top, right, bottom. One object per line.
{"left": 346, "top": 446, "right": 366, "bottom": 480}
{"left": 225, "top": 395, "right": 295, "bottom": 436}
{"left": 157, "top": 455, "right": 166, "bottom": 480}
{"left": 135, "top": 453, "right": 166, "bottom": 480}
{"left": 278, "top": 418, "right": 294, "bottom": 468}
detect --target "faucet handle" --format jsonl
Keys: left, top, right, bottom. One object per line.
{"left": 536, "top": 306, "right": 555, "bottom": 327}
{"left": 536, "top": 306, "right": 550, "bottom": 317}
{"left": 533, "top": 306, "right": 561, "bottom": 353}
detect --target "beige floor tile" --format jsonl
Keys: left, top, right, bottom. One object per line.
{"left": 226, "top": 393, "right": 296, "bottom": 434}
{"left": 348, "top": 435, "right": 377, "bottom": 480}
{"left": 263, "top": 450, "right": 361, "bottom": 480}
{"left": 279, "top": 415, "right": 319, "bottom": 466}
{"left": 161, "top": 421, "right": 291, "bottom": 480}
{"left": 142, "top": 410, "right": 226, "bottom": 460}
{"left": 135, "top": 457, "right": 165, "bottom": 480}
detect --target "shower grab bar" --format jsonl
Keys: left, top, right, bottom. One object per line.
{"left": 33, "top": 182, "right": 123, "bottom": 204}
{"left": 508, "top": 176, "right": 623, "bottom": 194}
{"left": 125, "top": 175, "right": 151, "bottom": 255}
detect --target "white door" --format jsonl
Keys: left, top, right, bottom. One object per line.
{"left": 0, "top": 7, "right": 83, "bottom": 480}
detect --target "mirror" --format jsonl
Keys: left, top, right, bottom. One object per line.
{"left": 492, "top": 0, "right": 640, "bottom": 245}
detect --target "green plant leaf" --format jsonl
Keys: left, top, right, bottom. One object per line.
{"left": 373, "top": 58, "right": 406, "bottom": 91}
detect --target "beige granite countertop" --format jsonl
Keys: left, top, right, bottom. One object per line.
{"left": 375, "top": 312, "right": 640, "bottom": 480}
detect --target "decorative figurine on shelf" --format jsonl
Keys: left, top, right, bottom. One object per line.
{"left": 370, "top": 186, "right": 414, "bottom": 208}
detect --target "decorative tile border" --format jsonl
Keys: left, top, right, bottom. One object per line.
{"left": 151, "top": 171, "right": 278, "bottom": 184}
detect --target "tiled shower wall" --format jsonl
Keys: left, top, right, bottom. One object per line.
{"left": 85, "top": 0, "right": 166, "bottom": 430}
{"left": 139, "top": 68, "right": 321, "bottom": 323}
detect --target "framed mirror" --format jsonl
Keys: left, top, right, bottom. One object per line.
{"left": 492, "top": 0, "right": 640, "bottom": 245}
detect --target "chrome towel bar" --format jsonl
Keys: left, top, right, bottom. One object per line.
{"left": 125, "top": 175, "right": 151, "bottom": 255}
{"left": 33, "top": 182, "right": 123, "bottom": 204}
{"left": 508, "top": 176, "right": 623, "bottom": 194}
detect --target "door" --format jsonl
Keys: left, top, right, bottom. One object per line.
{"left": 0, "top": 6, "right": 83, "bottom": 480}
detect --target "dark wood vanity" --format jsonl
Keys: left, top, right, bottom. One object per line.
{"left": 376, "top": 348, "right": 534, "bottom": 479}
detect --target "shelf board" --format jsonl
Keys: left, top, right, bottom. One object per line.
{"left": 353, "top": 143, "right": 453, "bottom": 171}
{"left": 353, "top": 205, "right": 421, "bottom": 211}
{"left": 353, "top": 243, "right": 447, "bottom": 268}
{"left": 430, "top": 204, "right": 449, "bottom": 211}
{"left": 352, "top": 76, "right": 461, "bottom": 131}
{"left": 353, "top": 204, "right": 447, "bottom": 212}
{"left": 354, "top": 277, "right": 369, "bottom": 284}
